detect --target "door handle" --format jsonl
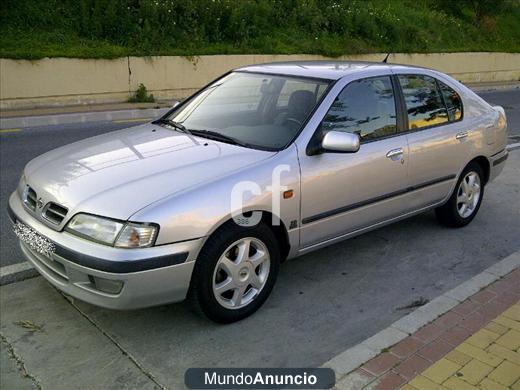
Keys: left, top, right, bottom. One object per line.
{"left": 386, "top": 148, "right": 403, "bottom": 158}
{"left": 456, "top": 131, "right": 469, "bottom": 140}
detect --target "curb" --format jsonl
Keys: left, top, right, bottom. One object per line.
{"left": 0, "top": 107, "right": 170, "bottom": 130}
{"left": 322, "top": 250, "right": 520, "bottom": 388}
{"left": 0, "top": 262, "right": 38, "bottom": 286}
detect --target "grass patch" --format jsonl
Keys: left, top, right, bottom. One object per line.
{"left": 0, "top": 0, "right": 519, "bottom": 60}
{"left": 128, "top": 84, "right": 155, "bottom": 103}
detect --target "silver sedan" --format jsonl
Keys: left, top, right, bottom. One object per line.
{"left": 8, "top": 61, "right": 509, "bottom": 322}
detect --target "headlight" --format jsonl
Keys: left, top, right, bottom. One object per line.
{"left": 66, "top": 214, "right": 124, "bottom": 245}
{"left": 66, "top": 214, "right": 158, "bottom": 248}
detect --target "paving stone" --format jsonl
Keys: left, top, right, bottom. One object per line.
{"left": 459, "top": 310, "right": 489, "bottom": 333}
{"left": 421, "top": 358, "right": 461, "bottom": 384}
{"left": 390, "top": 337, "right": 425, "bottom": 359}
{"left": 481, "top": 299, "right": 516, "bottom": 322}
{"left": 470, "top": 289, "right": 498, "bottom": 305}
{"left": 444, "top": 350, "right": 472, "bottom": 366}
{"left": 401, "top": 385, "right": 418, "bottom": 390}
{"left": 373, "top": 372, "right": 405, "bottom": 390}
{"left": 393, "top": 354, "right": 431, "bottom": 380}
{"left": 494, "top": 329, "right": 520, "bottom": 350}
{"left": 362, "top": 353, "right": 401, "bottom": 376}
{"left": 440, "top": 326, "right": 471, "bottom": 347}
{"left": 494, "top": 315, "right": 520, "bottom": 332}
{"left": 452, "top": 300, "right": 481, "bottom": 317}
{"left": 414, "top": 323, "right": 446, "bottom": 343}
{"left": 409, "top": 375, "right": 447, "bottom": 390}
{"left": 487, "top": 360, "right": 520, "bottom": 387}
{"left": 433, "top": 311, "right": 463, "bottom": 330}
{"left": 465, "top": 328, "right": 500, "bottom": 349}
{"left": 418, "top": 339, "right": 453, "bottom": 362}
{"left": 455, "top": 358, "right": 493, "bottom": 385}
{"left": 495, "top": 291, "right": 520, "bottom": 306}
{"left": 488, "top": 279, "right": 519, "bottom": 296}
{"left": 479, "top": 378, "right": 508, "bottom": 390}
{"left": 484, "top": 321, "right": 510, "bottom": 336}
{"left": 487, "top": 343, "right": 520, "bottom": 364}
{"left": 455, "top": 342, "right": 503, "bottom": 367}
{"left": 442, "top": 376, "right": 478, "bottom": 390}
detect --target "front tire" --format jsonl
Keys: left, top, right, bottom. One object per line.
{"left": 189, "top": 223, "right": 280, "bottom": 323}
{"left": 435, "top": 162, "right": 484, "bottom": 228}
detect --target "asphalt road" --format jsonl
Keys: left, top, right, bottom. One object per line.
{"left": 1, "top": 88, "right": 519, "bottom": 268}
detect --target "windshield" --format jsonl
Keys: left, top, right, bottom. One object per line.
{"left": 164, "top": 72, "right": 330, "bottom": 150}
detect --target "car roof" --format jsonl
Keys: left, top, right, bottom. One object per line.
{"left": 235, "top": 61, "right": 429, "bottom": 80}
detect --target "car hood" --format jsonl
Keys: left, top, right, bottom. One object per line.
{"left": 24, "top": 123, "right": 276, "bottom": 221}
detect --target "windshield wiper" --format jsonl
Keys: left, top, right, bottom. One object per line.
{"left": 189, "top": 129, "right": 251, "bottom": 148}
{"left": 155, "top": 118, "right": 192, "bottom": 135}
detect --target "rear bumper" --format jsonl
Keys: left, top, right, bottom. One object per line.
{"left": 489, "top": 149, "right": 508, "bottom": 182}
{"left": 8, "top": 192, "right": 203, "bottom": 309}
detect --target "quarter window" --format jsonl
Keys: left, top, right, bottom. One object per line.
{"left": 322, "top": 76, "right": 397, "bottom": 142}
{"left": 438, "top": 81, "right": 463, "bottom": 122}
{"left": 398, "top": 75, "right": 449, "bottom": 130}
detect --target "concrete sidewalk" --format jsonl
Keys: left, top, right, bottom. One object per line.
{"left": 0, "top": 103, "right": 172, "bottom": 130}
{"left": 0, "top": 101, "right": 172, "bottom": 118}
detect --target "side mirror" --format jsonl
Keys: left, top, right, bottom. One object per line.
{"left": 321, "top": 131, "right": 360, "bottom": 153}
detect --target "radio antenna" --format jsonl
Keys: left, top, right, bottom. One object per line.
{"left": 382, "top": 53, "right": 391, "bottom": 63}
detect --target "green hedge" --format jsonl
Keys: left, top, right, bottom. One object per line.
{"left": 1, "top": 0, "right": 519, "bottom": 59}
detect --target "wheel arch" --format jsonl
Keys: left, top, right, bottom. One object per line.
{"left": 201, "top": 211, "right": 291, "bottom": 262}
{"left": 468, "top": 156, "right": 490, "bottom": 185}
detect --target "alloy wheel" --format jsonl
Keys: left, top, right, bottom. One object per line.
{"left": 212, "top": 237, "right": 270, "bottom": 310}
{"left": 456, "top": 171, "right": 481, "bottom": 218}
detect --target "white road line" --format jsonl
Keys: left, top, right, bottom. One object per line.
{"left": 0, "top": 261, "right": 34, "bottom": 277}
{"left": 507, "top": 142, "right": 520, "bottom": 151}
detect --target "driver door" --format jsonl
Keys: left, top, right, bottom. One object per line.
{"left": 298, "top": 75, "right": 410, "bottom": 247}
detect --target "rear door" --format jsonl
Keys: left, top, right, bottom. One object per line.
{"left": 395, "top": 73, "right": 468, "bottom": 210}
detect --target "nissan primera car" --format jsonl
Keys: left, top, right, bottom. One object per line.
{"left": 8, "top": 62, "right": 508, "bottom": 323}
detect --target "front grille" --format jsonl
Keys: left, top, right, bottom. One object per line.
{"left": 43, "top": 202, "right": 68, "bottom": 225}
{"left": 24, "top": 186, "right": 37, "bottom": 210}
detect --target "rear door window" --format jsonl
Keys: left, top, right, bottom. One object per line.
{"left": 398, "top": 75, "right": 449, "bottom": 130}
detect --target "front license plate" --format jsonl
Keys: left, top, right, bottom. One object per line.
{"left": 13, "top": 221, "right": 56, "bottom": 258}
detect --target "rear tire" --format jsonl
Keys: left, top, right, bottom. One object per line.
{"left": 435, "top": 162, "right": 484, "bottom": 228}
{"left": 188, "top": 222, "right": 280, "bottom": 323}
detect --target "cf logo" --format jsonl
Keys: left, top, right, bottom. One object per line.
{"left": 37, "top": 198, "right": 44, "bottom": 209}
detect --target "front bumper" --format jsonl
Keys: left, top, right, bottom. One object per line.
{"left": 8, "top": 192, "right": 204, "bottom": 309}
